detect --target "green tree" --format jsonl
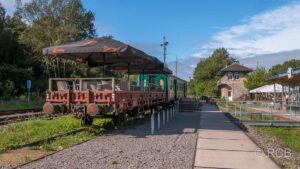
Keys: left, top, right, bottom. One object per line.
{"left": 193, "top": 48, "right": 236, "bottom": 97}
{"left": 0, "top": 3, "right": 4, "bottom": 30}
{"left": 244, "top": 67, "right": 268, "bottom": 90}
{"left": 20, "top": 0, "right": 96, "bottom": 77}
{"left": 0, "top": 2, "right": 30, "bottom": 66}
{"left": 187, "top": 79, "right": 196, "bottom": 96}
{"left": 0, "top": 0, "right": 98, "bottom": 99}
{"left": 269, "top": 59, "right": 300, "bottom": 76}
{"left": 0, "top": 15, "right": 29, "bottom": 65}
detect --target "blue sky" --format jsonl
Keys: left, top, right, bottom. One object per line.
{"left": 81, "top": 0, "right": 289, "bottom": 61}
{"left": 1, "top": 0, "right": 300, "bottom": 80}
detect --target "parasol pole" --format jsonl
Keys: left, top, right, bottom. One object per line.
{"left": 127, "top": 63, "right": 130, "bottom": 91}
{"left": 102, "top": 53, "right": 106, "bottom": 77}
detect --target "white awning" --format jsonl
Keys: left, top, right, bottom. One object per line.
{"left": 249, "top": 84, "right": 282, "bottom": 93}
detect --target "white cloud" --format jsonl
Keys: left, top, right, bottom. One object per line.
{"left": 194, "top": 1, "right": 300, "bottom": 58}
{"left": 0, "top": 0, "right": 30, "bottom": 15}
{"left": 0, "top": 0, "right": 15, "bottom": 10}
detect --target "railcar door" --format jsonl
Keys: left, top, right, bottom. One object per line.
{"left": 174, "top": 79, "right": 177, "bottom": 100}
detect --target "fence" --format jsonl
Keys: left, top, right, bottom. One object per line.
{"left": 217, "top": 100, "right": 300, "bottom": 126}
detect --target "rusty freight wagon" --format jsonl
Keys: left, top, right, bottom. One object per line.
{"left": 42, "top": 37, "right": 185, "bottom": 125}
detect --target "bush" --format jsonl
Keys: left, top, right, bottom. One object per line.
{"left": 19, "top": 95, "right": 27, "bottom": 102}
{"left": 0, "top": 80, "right": 15, "bottom": 100}
{"left": 0, "top": 64, "right": 33, "bottom": 100}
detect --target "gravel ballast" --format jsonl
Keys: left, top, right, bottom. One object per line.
{"left": 21, "top": 111, "right": 200, "bottom": 169}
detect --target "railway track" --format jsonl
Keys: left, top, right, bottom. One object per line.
{"left": 0, "top": 109, "right": 68, "bottom": 126}
{"left": 0, "top": 108, "right": 42, "bottom": 116}
{"left": 0, "top": 109, "right": 43, "bottom": 125}
{"left": 0, "top": 111, "right": 44, "bottom": 126}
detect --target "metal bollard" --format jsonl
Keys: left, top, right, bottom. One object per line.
{"left": 158, "top": 111, "right": 161, "bottom": 130}
{"left": 163, "top": 109, "right": 165, "bottom": 126}
{"left": 167, "top": 108, "right": 169, "bottom": 122}
{"left": 169, "top": 108, "right": 171, "bottom": 121}
{"left": 151, "top": 111, "right": 155, "bottom": 134}
{"left": 170, "top": 107, "right": 174, "bottom": 120}
{"left": 172, "top": 106, "right": 174, "bottom": 119}
{"left": 171, "top": 106, "right": 173, "bottom": 120}
{"left": 170, "top": 107, "right": 172, "bottom": 120}
{"left": 174, "top": 105, "right": 175, "bottom": 116}
{"left": 173, "top": 106, "right": 175, "bottom": 117}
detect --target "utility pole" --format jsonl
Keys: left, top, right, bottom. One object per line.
{"left": 175, "top": 56, "right": 178, "bottom": 76}
{"left": 160, "top": 36, "right": 168, "bottom": 68}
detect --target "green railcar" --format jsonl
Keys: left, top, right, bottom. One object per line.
{"left": 137, "top": 74, "right": 187, "bottom": 103}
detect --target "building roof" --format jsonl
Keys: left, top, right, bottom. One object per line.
{"left": 218, "top": 62, "right": 252, "bottom": 76}
{"left": 267, "top": 66, "right": 300, "bottom": 83}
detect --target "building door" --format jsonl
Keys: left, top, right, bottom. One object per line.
{"left": 228, "top": 91, "right": 233, "bottom": 101}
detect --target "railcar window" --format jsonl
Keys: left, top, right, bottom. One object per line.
{"left": 160, "top": 79, "right": 164, "bottom": 90}
{"left": 56, "top": 81, "right": 70, "bottom": 90}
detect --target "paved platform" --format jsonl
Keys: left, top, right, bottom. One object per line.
{"left": 194, "top": 104, "right": 279, "bottom": 169}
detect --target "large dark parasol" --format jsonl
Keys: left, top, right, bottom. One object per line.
{"left": 42, "top": 37, "right": 172, "bottom": 74}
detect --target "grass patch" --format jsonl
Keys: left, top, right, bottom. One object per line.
{"left": 35, "top": 115, "right": 146, "bottom": 152}
{"left": 33, "top": 118, "right": 114, "bottom": 151}
{"left": 93, "top": 117, "right": 114, "bottom": 128}
{"left": 37, "top": 131, "right": 96, "bottom": 151}
{"left": 0, "top": 111, "right": 151, "bottom": 155}
{"left": 30, "top": 117, "right": 114, "bottom": 151}
{"left": 0, "top": 116, "right": 81, "bottom": 151}
{"left": 256, "top": 126, "right": 300, "bottom": 154}
{"left": 111, "top": 160, "right": 118, "bottom": 165}
{"left": 0, "top": 100, "right": 43, "bottom": 111}
{"left": 0, "top": 115, "right": 114, "bottom": 152}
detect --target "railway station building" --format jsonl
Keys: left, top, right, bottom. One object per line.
{"left": 217, "top": 63, "right": 252, "bottom": 101}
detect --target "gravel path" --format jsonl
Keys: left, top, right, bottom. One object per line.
{"left": 21, "top": 110, "right": 201, "bottom": 169}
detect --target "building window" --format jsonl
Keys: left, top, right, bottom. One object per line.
{"left": 228, "top": 91, "right": 232, "bottom": 97}
{"left": 228, "top": 72, "right": 233, "bottom": 80}
{"left": 234, "top": 72, "right": 240, "bottom": 80}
